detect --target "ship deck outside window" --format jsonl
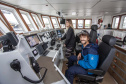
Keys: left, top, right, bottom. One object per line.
{"left": 21, "top": 14, "right": 35, "bottom": 31}
{"left": 72, "top": 20, "right": 76, "bottom": 28}
{"left": 78, "top": 20, "right": 83, "bottom": 28}
{"left": 1, "top": 9, "right": 24, "bottom": 33}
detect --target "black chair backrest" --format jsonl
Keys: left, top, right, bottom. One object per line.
{"left": 123, "top": 36, "right": 126, "bottom": 44}
{"left": 90, "top": 25, "right": 98, "bottom": 43}
{"left": 97, "top": 35, "right": 116, "bottom": 75}
{"left": 76, "top": 34, "right": 80, "bottom": 43}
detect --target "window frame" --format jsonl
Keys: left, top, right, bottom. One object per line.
{"left": 42, "top": 16, "right": 53, "bottom": 29}
{"left": 51, "top": 17, "right": 59, "bottom": 29}
{"left": 72, "top": 19, "right": 77, "bottom": 29}
{"left": 119, "top": 15, "right": 126, "bottom": 30}
{"left": 84, "top": 19, "right": 92, "bottom": 29}
{"left": 31, "top": 13, "right": 43, "bottom": 30}
{"left": 0, "top": 7, "right": 27, "bottom": 33}
{"left": 20, "top": 10, "right": 38, "bottom": 31}
{"left": 77, "top": 19, "right": 84, "bottom": 29}
{"left": 112, "top": 16, "right": 120, "bottom": 29}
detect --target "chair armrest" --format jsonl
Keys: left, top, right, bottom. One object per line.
{"left": 88, "top": 69, "right": 104, "bottom": 76}
{"left": 116, "top": 40, "right": 123, "bottom": 42}
{"left": 75, "top": 44, "right": 82, "bottom": 51}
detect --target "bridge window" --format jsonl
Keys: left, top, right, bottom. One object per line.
{"left": 121, "top": 16, "right": 126, "bottom": 29}
{"left": 112, "top": 17, "right": 120, "bottom": 28}
{"left": 51, "top": 17, "right": 59, "bottom": 28}
{"left": 0, "top": 18, "right": 10, "bottom": 34}
{"left": 1, "top": 9, "right": 24, "bottom": 33}
{"left": 85, "top": 20, "right": 91, "bottom": 28}
{"left": 32, "top": 14, "right": 43, "bottom": 29}
{"left": 42, "top": 16, "right": 52, "bottom": 29}
{"left": 78, "top": 20, "right": 83, "bottom": 28}
{"left": 72, "top": 20, "right": 76, "bottom": 28}
{"left": 21, "top": 13, "right": 35, "bottom": 31}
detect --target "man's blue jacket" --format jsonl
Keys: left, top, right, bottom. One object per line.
{"left": 78, "top": 43, "right": 99, "bottom": 73}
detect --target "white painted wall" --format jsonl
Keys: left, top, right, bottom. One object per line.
{"left": 102, "top": 15, "right": 112, "bottom": 29}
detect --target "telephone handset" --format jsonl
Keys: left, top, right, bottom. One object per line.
{"left": 29, "top": 57, "right": 40, "bottom": 73}
{"left": 10, "top": 59, "right": 47, "bottom": 83}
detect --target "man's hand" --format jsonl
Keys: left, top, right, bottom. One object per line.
{"left": 59, "top": 38, "right": 61, "bottom": 40}
{"left": 77, "top": 53, "right": 81, "bottom": 60}
{"left": 64, "top": 44, "right": 66, "bottom": 47}
{"left": 77, "top": 61, "right": 78, "bottom": 64}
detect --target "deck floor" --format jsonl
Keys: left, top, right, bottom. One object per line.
{"left": 62, "top": 61, "right": 117, "bottom": 84}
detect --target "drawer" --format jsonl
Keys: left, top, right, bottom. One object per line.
{"left": 110, "top": 62, "right": 126, "bottom": 81}
{"left": 113, "top": 57, "right": 126, "bottom": 72}
{"left": 108, "top": 68, "right": 125, "bottom": 84}
{"left": 115, "top": 51, "right": 126, "bottom": 63}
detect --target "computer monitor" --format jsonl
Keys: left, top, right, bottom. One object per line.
{"left": 25, "top": 34, "right": 40, "bottom": 48}
{"left": 60, "top": 18, "right": 65, "bottom": 24}
{"left": 57, "top": 30, "right": 62, "bottom": 38}
{"left": 57, "top": 30, "right": 61, "bottom": 34}
{"left": 42, "top": 42, "right": 48, "bottom": 50}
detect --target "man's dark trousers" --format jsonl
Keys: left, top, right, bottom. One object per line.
{"left": 65, "top": 55, "right": 88, "bottom": 84}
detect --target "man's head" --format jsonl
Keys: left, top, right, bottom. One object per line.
{"left": 98, "top": 19, "right": 101, "bottom": 24}
{"left": 78, "top": 30, "right": 90, "bottom": 45}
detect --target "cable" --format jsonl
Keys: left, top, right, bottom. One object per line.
{"left": 91, "top": 0, "right": 101, "bottom": 8}
{"left": 19, "top": 67, "right": 47, "bottom": 83}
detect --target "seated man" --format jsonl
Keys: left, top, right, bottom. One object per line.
{"left": 65, "top": 30, "right": 99, "bottom": 84}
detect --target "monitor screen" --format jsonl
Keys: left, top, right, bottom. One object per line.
{"left": 57, "top": 30, "right": 61, "bottom": 35}
{"left": 42, "top": 42, "right": 48, "bottom": 50}
{"left": 60, "top": 18, "right": 65, "bottom": 24}
{"left": 25, "top": 34, "right": 40, "bottom": 48}
{"left": 57, "top": 30, "right": 62, "bottom": 38}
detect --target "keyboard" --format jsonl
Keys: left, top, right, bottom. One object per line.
{"left": 43, "top": 50, "right": 50, "bottom": 56}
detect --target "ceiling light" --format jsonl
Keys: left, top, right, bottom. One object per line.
{"left": 72, "top": 12, "right": 76, "bottom": 15}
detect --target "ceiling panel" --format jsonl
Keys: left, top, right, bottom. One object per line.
{"left": 1, "top": 0, "right": 21, "bottom": 5}
{"left": 51, "top": 2, "right": 97, "bottom": 10}
{"left": 20, "top": 4, "right": 54, "bottom": 11}
{"left": 101, "top": 0, "right": 126, "bottom": 1}
{"left": 1, "top": 0, "right": 126, "bottom": 18}
{"left": 93, "top": 1, "right": 126, "bottom": 9}
{"left": 46, "top": 0, "right": 99, "bottom": 3}
{"left": 2, "top": 0, "right": 48, "bottom": 5}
